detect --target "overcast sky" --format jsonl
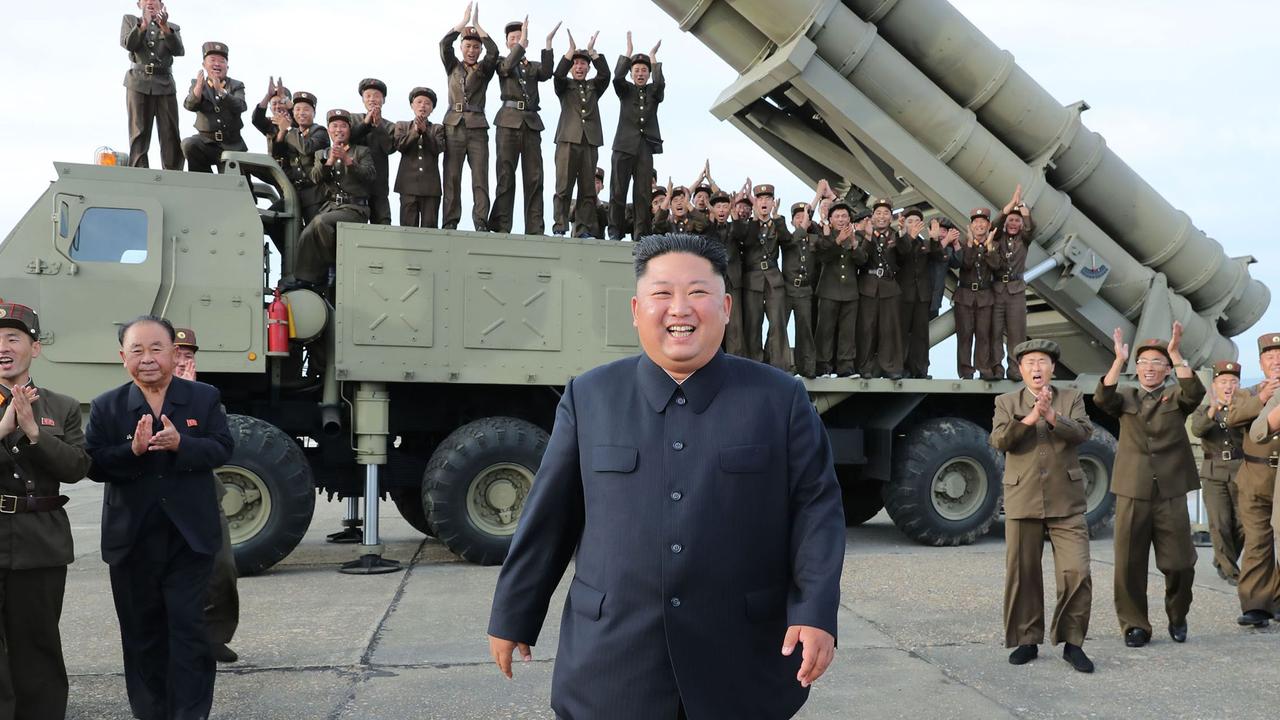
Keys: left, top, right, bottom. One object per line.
{"left": 2, "top": 0, "right": 1277, "bottom": 377}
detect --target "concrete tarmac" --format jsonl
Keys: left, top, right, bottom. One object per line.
{"left": 58, "top": 481, "right": 1278, "bottom": 719}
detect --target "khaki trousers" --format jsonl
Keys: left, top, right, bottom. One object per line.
{"left": 1113, "top": 494, "right": 1197, "bottom": 633}
{"left": 954, "top": 300, "right": 993, "bottom": 378}
{"left": 992, "top": 289, "right": 1027, "bottom": 380}
{"left": 1200, "top": 470, "right": 1244, "bottom": 580}
{"left": 1235, "top": 461, "right": 1280, "bottom": 614}
{"left": 1005, "top": 514, "right": 1092, "bottom": 647}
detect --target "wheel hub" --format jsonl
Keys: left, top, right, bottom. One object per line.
{"left": 217, "top": 466, "right": 272, "bottom": 546}
{"left": 939, "top": 471, "right": 968, "bottom": 500}
{"left": 467, "top": 463, "right": 534, "bottom": 536}
{"left": 929, "top": 457, "right": 988, "bottom": 521}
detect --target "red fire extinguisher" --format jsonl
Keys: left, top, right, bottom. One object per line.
{"left": 267, "top": 288, "right": 290, "bottom": 357}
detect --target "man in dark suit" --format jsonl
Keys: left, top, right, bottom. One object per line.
{"left": 488, "top": 234, "right": 845, "bottom": 720}
{"left": 609, "top": 33, "right": 664, "bottom": 240}
{"left": 85, "top": 316, "right": 234, "bottom": 720}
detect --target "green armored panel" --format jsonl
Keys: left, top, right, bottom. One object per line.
{"left": 461, "top": 246, "right": 564, "bottom": 352}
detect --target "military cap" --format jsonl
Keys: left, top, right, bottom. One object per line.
{"left": 1212, "top": 360, "right": 1240, "bottom": 377}
{"left": 1134, "top": 337, "right": 1171, "bottom": 362}
{"left": 571, "top": 50, "right": 592, "bottom": 64}
{"left": 790, "top": 202, "right": 810, "bottom": 217}
{"left": 753, "top": 184, "right": 775, "bottom": 198}
{"left": 629, "top": 53, "right": 653, "bottom": 70}
{"left": 358, "top": 78, "right": 387, "bottom": 97}
{"left": 871, "top": 197, "right": 894, "bottom": 211}
{"left": 733, "top": 195, "right": 752, "bottom": 207}
{"left": 1013, "top": 338, "right": 1060, "bottom": 363}
{"left": 594, "top": 167, "right": 605, "bottom": 181}
{"left": 326, "top": 109, "right": 354, "bottom": 126}
{"left": 970, "top": 207, "right": 992, "bottom": 220}
{"left": 829, "top": 201, "right": 855, "bottom": 217}
{"left": 462, "top": 26, "right": 482, "bottom": 42}
{"left": 670, "top": 186, "right": 688, "bottom": 198}
{"left": 853, "top": 208, "right": 872, "bottom": 222}
{"left": 504, "top": 20, "right": 524, "bottom": 35}
{"left": 293, "top": 91, "right": 318, "bottom": 109}
{"left": 202, "top": 41, "right": 229, "bottom": 59}
{"left": 709, "top": 192, "right": 731, "bottom": 205}
{"left": 409, "top": 86, "right": 437, "bottom": 106}
{"left": 174, "top": 328, "right": 199, "bottom": 351}
{"left": 693, "top": 184, "right": 713, "bottom": 197}
{"left": 902, "top": 207, "right": 924, "bottom": 220}
{"left": 1258, "top": 332, "right": 1280, "bottom": 355}
{"left": 0, "top": 300, "right": 39, "bottom": 340}
{"left": 652, "top": 186, "right": 668, "bottom": 199}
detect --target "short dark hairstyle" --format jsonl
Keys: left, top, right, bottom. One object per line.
{"left": 633, "top": 234, "right": 729, "bottom": 282}
{"left": 118, "top": 315, "right": 176, "bottom": 346}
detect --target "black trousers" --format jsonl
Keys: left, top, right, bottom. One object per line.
{"left": 490, "top": 126, "right": 545, "bottom": 234}
{"left": 901, "top": 296, "right": 931, "bottom": 377}
{"left": 787, "top": 292, "right": 816, "bottom": 377}
{"left": 399, "top": 194, "right": 441, "bottom": 228}
{"left": 552, "top": 141, "right": 599, "bottom": 237}
{"left": 0, "top": 565, "right": 68, "bottom": 720}
{"left": 442, "top": 125, "right": 490, "bottom": 230}
{"left": 207, "top": 477, "right": 238, "bottom": 648}
{"left": 743, "top": 281, "right": 788, "bottom": 370}
{"left": 369, "top": 193, "right": 393, "bottom": 226}
{"left": 293, "top": 203, "right": 371, "bottom": 284}
{"left": 109, "top": 515, "right": 216, "bottom": 720}
{"left": 126, "top": 89, "right": 183, "bottom": 171}
{"left": 856, "top": 295, "right": 904, "bottom": 377}
{"left": 609, "top": 145, "right": 655, "bottom": 240}
{"left": 816, "top": 297, "right": 857, "bottom": 375}
{"left": 181, "top": 135, "right": 248, "bottom": 174}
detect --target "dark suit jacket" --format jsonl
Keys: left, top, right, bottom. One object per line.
{"left": 488, "top": 351, "right": 844, "bottom": 720}
{"left": 552, "top": 55, "right": 611, "bottom": 146}
{"left": 121, "top": 15, "right": 184, "bottom": 95}
{"left": 85, "top": 378, "right": 234, "bottom": 565}
{"left": 392, "top": 120, "right": 445, "bottom": 196}
{"left": 495, "top": 45, "right": 554, "bottom": 131}
{"left": 1094, "top": 375, "right": 1204, "bottom": 499}
{"left": 612, "top": 57, "right": 664, "bottom": 154}
{"left": 440, "top": 31, "right": 500, "bottom": 129}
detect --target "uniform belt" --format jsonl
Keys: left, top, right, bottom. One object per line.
{"left": 199, "top": 129, "right": 239, "bottom": 144}
{"left": 760, "top": 261, "right": 771, "bottom": 271}
{"left": 453, "top": 102, "right": 484, "bottom": 113}
{"left": 1243, "top": 453, "right": 1280, "bottom": 468}
{"left": 134, "top": 63, "right": 168, "bottom": 76}
{"left": 332, "top": 193, "right": 370, "bottom": 207}
{"left": 502, "top": 100, "right": 539, "bottom": 111}
{"left": 968, "top": 282, "right": 989, "bottom": 291}
{"left": 999, "top": 273, "right": 1022, "bottom": 283}
{"left": 1205, "top": 448, "right": 1243, "bottom": 461}
{"left": 0, "top": 494, "right": 69, "bottom": 514}
{"left": 793, "top": 278, "right": 805, "bottom": 287}
{"left": 867, "top": 268, "right": 894, "bottom": 279}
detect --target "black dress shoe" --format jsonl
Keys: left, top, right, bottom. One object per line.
{"left": 1124, "top": 627, "right": 1150, "bottom": 647}
{"left": 1168, "top": 624, "right": 1187, "bottom": 643}
{"left": 212, "top": 643, "right": 239, "bottom": 663}
{"left": 1062, "top": 643, "right": 1094, "bottom": 673}
{"left": 1008, "top": 644, "right": 1038, "bottom": 665}
{"left": 1238, "top": 610, "right": 1272, "bottom": 627}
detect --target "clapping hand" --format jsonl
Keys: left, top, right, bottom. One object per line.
{"left": 147, "top": 415, "right": 182, "bottom": 452}
{"left": 131, "top": 415, "right": 154, "bottom": 456}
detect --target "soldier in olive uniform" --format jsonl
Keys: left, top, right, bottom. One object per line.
{"left": 490, "top": 19, "right": 557, "bottom": 234}
{"left": 1190, "top": 360, "right": 1245, "bottom": 585}
{"left": 552, "top": 36, "right": 610, "bottom": 238}
{"left": 251, "top": 79, "right": 292, "bottom": 161}
{"left": 0, "top": 302, "right": 93, "bottom": 718}
{"left": 290, "top": 109, "right": 376, "bottom": 289}
{"left": 815, "top": 204, "right": 862, "bottom": 377}
{"left": 896, "top": 207, "right": 942, "bottom": 379}
{"left": 441, "top": 4, "right": 500, "bottom": 231}
{"left": 609, "top": 33, "right": 665, "bottom": 240}
{"left": 181, "top": 42, "right": 247, "bottom": 173}
{"left": 991, "top": 339, "right": 1094, "bottom": 673}
{"left": 393, "top": 87, "right": 446, "bottom": 228}
{"left": 281, "top": 92, "right": 330, "bottom": 224}
{"left": 122, "top": 0, "right": 184, "bottom": 170}
{"left": 732, "top": 185, "right": 788, "bottom": 369}
{"left": 653, "top": 186, "right": 708, "bottom": 235}
{"left": 173, "top": 329, "right": 239, "bottom": 664}
{"left": 701, "top": 192, "right": 744, "bottom": 356}
{"left": 1095, "top": 325, "right": 1203, "bottom": 647}
{"left": 991, "top": 187, "right": 1034, "bottom": 381}
{"left": 1228, "top": 333, "right": 1280, "bottom": 627}
{"left": 349, "top": 79, "right": 397, "bottom": 226}
{"left": 784, "top": 202, "right": 821, "bottom": 378}
{"left": 951, "top": 208, "right": 999, "bottom": 380}
{"left": 852, "top": 199, "right": 906, "bottom": 380}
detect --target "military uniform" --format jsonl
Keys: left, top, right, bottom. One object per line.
{"left": 652, "top": 192, "right": 708, "bottom": 235}
{"left": 701, "top": 201, "right": 745, "bottom": 356}
{"left": 1190, "top": 361, "right": 1245, "bottom": 583}
{"left": 0, "top": 303, "right": 92, "bottom": 719}
{"left": 440, "top": 28, "right": 500, "bottom": 230}
{"left": 1094, "top": 343, "right": 1204, "bottom": 638}
{"left": 348, "top": 79, "right": 396, "bottom": 226}
{"left": 393, "top": 88, "right": 446, "bottom": 228}
{"left": 852, "top": 217, "right": 906, "bottom": 379}
{"left": 991, "top": 212, "right": 1035, "bottom": 381}
{"left": 181, "top": 42, "right": 247, "bottom": 173}
{"left": 783, "top": 208, "right": 821, "bottom": 378}
{"left": 1230, "top": 333, "right": 1280, "bottom": 624}
{"left": 551, "top": 54, "right": 611, "bottom": 237}
{"left": 279, "top": 93, "right": 331, "bottom": 223}
{"left": 490, "top": 29, "right": 553, "bottom": 234}
{"left": 732, "top": 187, "right": 788, "bottom": 369}
{"left": 609, "top": 54, "right": 664, "bottom": 240}
{"left": 293, "top": 110, "right": 376, "bottom": 287}
{"left": 815, "top": 211, "right": 861, "bottom": 377}
{"left": 951, "top": 211, "right": 999, "bottom": 379}
{"left": 896, "top": 217, "right": 942, "bottom": 378}
{"left": 121, "top": 13, "right": 185, "bottom": 170}
{"left": 990, "top": 340, "right": 1092, "bottom": 652}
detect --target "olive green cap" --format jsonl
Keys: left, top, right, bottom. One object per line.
{"left": 1013, "top": 338, "right": 1060, "bottom": 363}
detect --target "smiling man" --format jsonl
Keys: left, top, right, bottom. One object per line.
{"left": 487, "top": 234, "right": 845, "bottom": 719}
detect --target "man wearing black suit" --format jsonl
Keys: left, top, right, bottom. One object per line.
{"left": 608, "top": 33, "right": 665, "bottom": 240}
{"left": 85, "top": 316, "right": 234, "bottom": 720}
{"left": 488, "top": 235, "right": 845, "bottom": 720}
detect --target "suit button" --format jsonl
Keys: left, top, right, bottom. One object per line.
{"left": 671, "top": 543, "right": 683, "bottom": 554}
{"left": 672, "top": 441, "right": 684, "bottom": 451}
{"left": 670, "top": 597, "right": 682, "bottom": 608}
{"left": 670, "top": 491, "right": 682, "bottom": 501}
{"left": 676, "top": 395, "right": 686, "bottom": 406}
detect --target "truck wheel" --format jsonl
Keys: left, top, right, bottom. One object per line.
{"left": 836, "top": 467, "right": 884, "bottom": 526}
{"left": 1079, "top": 426, "right": 1118, "bottom": 536}
{"left": 221, "top": 415, "right": 316, "bottom": 575}
{"left": 884, "top": 417, "right": 1002, "bottom": 546}
{"left": 424, "top": 417, "right": 549, "bottom": 566}
{"left": 391, "top": 487, "right": 434, "bottom": 537}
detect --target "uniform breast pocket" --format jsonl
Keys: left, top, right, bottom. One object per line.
{"left": 591, "top": 445, "right": 638, "bottom": 475}
{"left": 720, "top": 444, "right": 769, "bottom": 474}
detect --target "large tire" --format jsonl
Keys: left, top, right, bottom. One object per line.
{"left": 220, "top": 415, "right": 316, "bottom": 575}
{"left": 1078, "top": 425, "right": 1118, "bottom": 536}
{"left": 836, "top": 467, "right": 884, "bottom": 526}
{"left": 391, "top": 487, "right": 434, "bottom": 536}
{"left": 424, "top": 417, "right": 550, "bottom": 565}
{"left": 884, "top": 417, "right": 1002, "bottom": 546}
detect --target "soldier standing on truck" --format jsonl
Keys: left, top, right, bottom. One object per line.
{"left": 1228, "top": 333, "right": 1280, "bottom": 628}
{"left": 440, "top": 2, "right": 500, "bottom": 231}
{"left": 287, "top": 109, "right": 376, "bottom": 291}
{"left": 0, "top": 301, "right": 92, "bottom": 720}
{"left": 783, "top": 201, "right": 820, "bottom": 378}
{"left": 991, "top": 186, "right": 1034, "bottom": 382}
{"left": 121, "top": 0, "right": 184, "bottom": 170}
{"left": 896, "top": 207, "right": 941, "bottom": 379}
{"left": 814, "top": 203, "right": 861, "bottom": 378}
{"left": 852, "top": 198, "right": 906, "bottom": 380}
{"left": 181, "top": 42, "right": 247, "bottom": 173}
{"left": 608, "top": 32, "right": 664, "bottom": 240}
{"left": 350, "top": 79, "right": 397, "bottom": 226}
{"left": 173, "top": 329, "right": 240, "bottom": 664}
{"left": 928, "top": 218, "right": 961, "bottom": 320}
{"left": 701, "top": 191, "right": 744, "bottom": 356}
{"left": 1190, "top": 360, "right": 1245, "bottom": 585}
{"left": 489, "top": 18, "right": 558, "bottom": 235}
{"left": 991, "top": 339, "right": 1095, "bottom": 674}
{"left": 951, "top": 208, "right": 998, "bottom": 380}
{"left": 733, "top": 185, "right": 788, "bottom": 370}
{"left": 393, "top": 87, "right": 446, "bottom": 228}
{"left": 551, "top": 33, "right": 609, "bottom": 238}
{"left": 1095, "top": 324, "right": 1203, "bottom": 648}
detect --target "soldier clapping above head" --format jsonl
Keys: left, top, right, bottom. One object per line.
{"left": 653, "top": 181, "right": 706, "bottom": 235}
{"left": 991, "top": 185, "right": 1035, "bottom": 381}
{"left": 441, "top": 2, "right": 501, "bottom": 231}
{"left": 551, "top": 31, "right": 610, "bottom": 238}
{"left": 393, "top": 87, "right": 446, "bottom": 228}
{"left": 181, "top": 41, "right": 247, "bottom": 173}
{"left": 122, "top": 0, "right": 184, "bottom": 170}
{"left": 608, "top": 32, "right": 664, "bottom": 240}
{"left": 951, "top": 207, "right": 1000, "bottom": 380}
